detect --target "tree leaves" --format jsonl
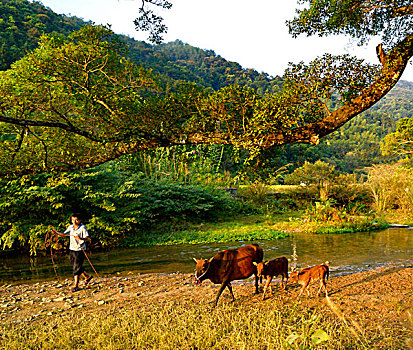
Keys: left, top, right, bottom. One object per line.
{"left": 134, "top": 0, "right": 173, "bottom": 44}
{"left": 287, "top": 0, "right": 413, "bottom": 47}
{"left": 1, "top": 3, "right": 412, "bottom": 176}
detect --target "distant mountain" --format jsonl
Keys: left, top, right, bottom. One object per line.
{"left": 370, "top": 80, "right": 413, "bottom": 119}
{"left": 0, "top": 0, "right": 282, "bottom": 94}
{"left": 117, "top": 37, "right": 284, "bottom": 94}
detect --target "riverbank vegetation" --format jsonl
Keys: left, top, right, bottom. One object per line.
{"left": 0, "top": 150, "right": 406, "bottom": 254}
{"left": 1, "top": 0, "right": 413, "bottom": 255}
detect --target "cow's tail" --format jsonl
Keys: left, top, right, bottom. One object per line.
{"left": 324, "top": 261, "right": 330, "bottom": 280}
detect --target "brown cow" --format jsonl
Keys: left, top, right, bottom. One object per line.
{"left": 253, "top": 256, "right": 288, "bottom": 300}
{"left": 193, "top": 243, "right": 263, "bottom": 306}
{"left": 288, "top": 262, "right": 329, "bottom": 298}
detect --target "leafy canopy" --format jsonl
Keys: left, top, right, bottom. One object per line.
{"left": 0, "top": 24, "right": 380, "bottom": 175}
{"left": 0, "top": 0, "right": 413, "bottom": 175}
{"left": 287, "top": 0, "right": 413, "bottom": 47}
{"left": 382, "top": 117, "right": 413, "bottom": 158}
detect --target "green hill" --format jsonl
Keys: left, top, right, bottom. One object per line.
{"left": 276, "top": 81, "right": 413, "bottom": 174}
{"left": 0, "top": 0, "right": 282, "bottom": 94}
{"left": 0, "top": 0, "right": 85, "bottom": 70}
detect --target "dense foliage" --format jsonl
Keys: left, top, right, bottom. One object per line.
{"left": 264, "top": 80, "right": 413, "bottom": 174}
{"left": 287, "top": 0, "right": 413, "bottom": 47}
{"left": 0, "top": 170, "right": 246, "bottom": 254}
{"left": 0, "top": 0, "right": 84, "bottom": 71}
{"left": 0, "top": 26, "right": 382, "bottom": 175}
{"left": 1, "top": 0, "right": 412, "bottom": 175}
{"left": 0, "top": 0, "right": 412, "bottom": 177}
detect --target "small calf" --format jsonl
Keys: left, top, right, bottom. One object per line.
{"left": 253, "top": 257, "right": 288, "bottom": 300}
{"left": 289, "top": 262, "right": 329, "bottom": 298}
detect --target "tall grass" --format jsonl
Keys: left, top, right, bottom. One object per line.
{"left": 0, "top": 299, "right": 377, "bottom": 349}
{"left": 117, "top": 145, "right": 233, "bottom": 187}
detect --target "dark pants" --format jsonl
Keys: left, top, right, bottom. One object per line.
{"left": 69, "top": 250, "right": 85, "bottom": 276}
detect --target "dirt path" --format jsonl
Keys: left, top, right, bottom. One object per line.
{"left": 1, "top": 266, "right": 413, "bottom": 346}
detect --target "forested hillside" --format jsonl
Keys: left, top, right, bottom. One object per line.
{"left": 0, "top": 0, "right": 283, "bottom": 94}
{"left": 137, "top": 39, "right": 283, "bottom": 94}
{"left": 0, "top": 0, "right": 85, "bottom": 70}
{"left": 1, "top": 0, "right": 412, "bottom": 176}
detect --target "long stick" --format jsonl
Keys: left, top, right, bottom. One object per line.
{"left": 50, "top": 246, "right": 60, "bottom": 282}
{"left": 79, "top": 244, "right": 101, "bottom": 279}
{"left": 49, "top": 229, "right": 101, "bottom": 279}
{"left": 60, "top": 232, "right": 101, "bottom": 279}
{"left": 44, "top": 231, "right": 61, "bottom": 282}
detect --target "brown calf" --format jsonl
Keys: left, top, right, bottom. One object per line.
{"left": 288, "top": 262, "right": 329, "bottom": 298}
{"left": 253, "top": 257, "right": 288, "bottom": 300}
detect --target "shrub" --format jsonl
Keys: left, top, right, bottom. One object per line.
{"left": 304, "top": 201, "right": 348, "bottom": 223}
{"left": 284, "top": 161, "right": 338, "bottom": 202}
{"left": 284, "top": 161, "right": 370, "bottom": 206}
{"left": 238, "top": 181, "right": 270, "bottom": 204}
{"left": 365, "top": 164, "right": 413, "bottom": 213}
{"left": 0, "top": 171, "right": 246, "bottom": 254}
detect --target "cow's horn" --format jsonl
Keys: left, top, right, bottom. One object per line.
{"left": 208, "top": 257, "right": 214, "bottom": 263}
{"left": 252, "top": 262, "right": 258, "bottom": 266}
{"left": 193, "top": 258, "right": 199, "bottom": 263}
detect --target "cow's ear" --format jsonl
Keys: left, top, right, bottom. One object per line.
{"left": 193, "top": 258, "right": 199, "bottom": 263}
{"left": 252, "top": 262, "right": 258, "bottom": 266}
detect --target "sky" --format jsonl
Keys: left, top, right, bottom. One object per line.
{"left": 40, "top": 0, "right": 413, "bottom": 82}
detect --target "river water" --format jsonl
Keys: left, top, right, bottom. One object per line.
{"left": 1, "top": 228, "right": 412, "bottom": 285}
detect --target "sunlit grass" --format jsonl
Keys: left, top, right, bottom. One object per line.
{"left": 382, "top": 209, "right": 413, "bottom": 227}
{"left": 142, "top": 214, "right": 290, "bottom": 245}
{"left": 130, "top": 210, "right": 386, "bottom": 247}
{"left": 0, "top": 299, "right": 380, "bottom": 349}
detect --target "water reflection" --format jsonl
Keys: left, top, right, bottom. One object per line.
{"left": 1, "top": 228, "right": 412, "bottom": 285}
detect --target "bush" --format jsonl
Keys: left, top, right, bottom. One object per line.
{"left": 284, "top": 161, "right": 370, "bottom": 205}
{"left": 365, "top": 164, "right": 413, "bottom": 213}
{"left": 238, "top": 181, "right": 270, "bottom": 204}
{"left": 0, "top": 171, "right": 247, "bottom": 254}
{"left": 284, "top": 161, "right": 338, "bottom": 202}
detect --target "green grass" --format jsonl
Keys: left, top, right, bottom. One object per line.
{"left": 134, "top": 214, "right": 290, "bottom": 246}
{"left": 127, "top": 211, "right": 385, "bottom": 247}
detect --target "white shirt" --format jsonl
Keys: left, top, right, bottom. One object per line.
{"left": 64, "top": 224, "right": 89, "bottom": 252}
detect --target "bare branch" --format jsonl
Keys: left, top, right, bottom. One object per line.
{"left": 134, "top": 0, "right": 172, "bottom": 44}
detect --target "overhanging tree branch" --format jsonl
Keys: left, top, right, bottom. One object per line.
{"left": 0, "top": 113, "right": 165, "bottom": 145}
{"left": 261, "top": 33, "right": 413, "bottom": 147}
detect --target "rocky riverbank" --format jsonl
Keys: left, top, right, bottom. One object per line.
{"left": 1, "top": 265, "right": 412, "bottom": 348}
